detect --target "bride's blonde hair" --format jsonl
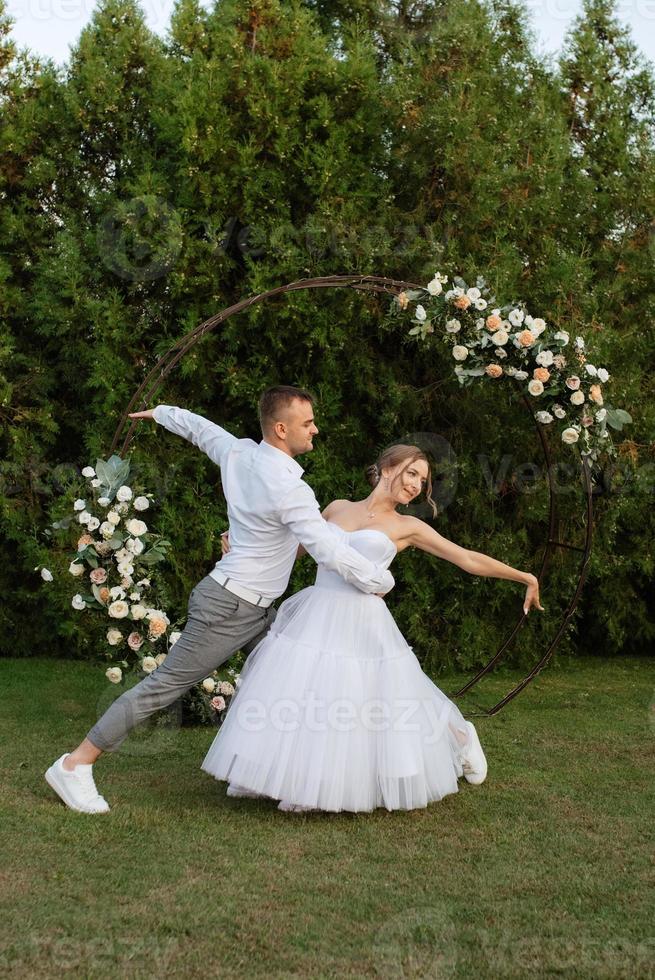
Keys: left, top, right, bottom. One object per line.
{"left": 365, "top": 444, "right": 438, "bottom": 518}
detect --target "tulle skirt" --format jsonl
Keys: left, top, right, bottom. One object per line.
{"left": 201, "top": 584, "right": 470, "bottom": 812}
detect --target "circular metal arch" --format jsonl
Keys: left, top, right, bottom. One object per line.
{"left": 111, "top": 274, "right": 594, "bottom": 714}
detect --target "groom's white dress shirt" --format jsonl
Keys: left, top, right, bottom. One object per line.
{"left": 153, "top": 406, "right": 394, "bottom": 600}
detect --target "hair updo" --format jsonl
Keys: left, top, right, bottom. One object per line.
{"left": 365, "top": 444, "right": 438, "bottom": 517}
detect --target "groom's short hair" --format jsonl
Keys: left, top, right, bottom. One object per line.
{"left": 258, "top": 385, "right": 314, "bottom": 433}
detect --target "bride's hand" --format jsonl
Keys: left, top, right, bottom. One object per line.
{"left": 128, "top": 409, "right": 155, "bottom": 420}
{"left": 523, "top": 574, "right": 544, "bottom": 615}
{"left": 221, "top": 531, "right": 230, "bottom": 555}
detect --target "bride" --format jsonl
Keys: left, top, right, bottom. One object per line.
{"left": 202, "top": 444, "right": 543, "bottom": 813}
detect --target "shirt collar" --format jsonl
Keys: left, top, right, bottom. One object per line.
{"left": 258, "top": 440, "right": 305, "bottom": 478}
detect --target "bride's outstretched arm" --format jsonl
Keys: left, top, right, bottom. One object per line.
{"left": 406, "top": 517, "right": 544, "bottom": 615}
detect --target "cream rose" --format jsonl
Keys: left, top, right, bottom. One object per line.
{"left": 445, "top": 319, "right": 461, "bottom": 333}
{"left": 106, "top": 628, "right": 123, "bottom": 646}
{"left": 108, "top": 600, "right": 129, "bottom": 619}
{"left": 107, "top": 510, "right": 121, "bottom": 526}
{"left": 125, "top": 518, "right": 148, "bottom": 537}
{"left": 116, "top": 485, "right": 133, "bottom": 502}
{"left": 100, "top": 521, "right": 115, "bottom": 540}
{"left": 81, "top": 466, "right": 95, "bottom": 478}
{"left": 155, "top": 653, "right": 167, "bottom": 666}
{"left": 527, "top": 380, "right": 544, "bottom": 396}
{"left": 562, "top": 427, "right": 580, "bottom": 444}
{"left": 202, "top": 677, "right": 216, "bottom": 693}
{"left": 69, "top": 561, "right": 85, "bottom": 577}
{"left": 535, "top": 411, "right": 554, "bottom": 424}
{"left": 141, "top": 656, "right": 158, "bottom": 674}
{"left": 427, "top": 277, "right": 442, "bottom": 296}
{"left": 169, "top": 631, "right": 182, "bottom": 646}
{"left": 491, "top": 329, "right": 508, "bottom": 346}
{"left": 536, "top": 350, "right": 554, "bottom": 367}
{"left": 570, "top": 390, "right": 585, "bottom": 406}
{"left": 71, "top": 594, "right": 85, "bottom": 610}
{"left": 131, "top": 604, "right": 147, "bottom": 620}
{"left": 105, "top": 666, "right": 122, "bottom": 684}
{"left": 452, "top": 345, "right": 469, "bottom": 361}
{"left": 133, "top": 496, "right": 150, "bottom": 512}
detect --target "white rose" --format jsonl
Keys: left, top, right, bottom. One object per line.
{"left": 40, "top": 567, "right": 54, "bottom": 582}
{"left": 68, "top": 561, "right": 84, "bottom": 576}
{"left": 117, "top": 561, "right": 134, "bottom": 578}
{"left": 535, "top": 350, "right": 554, "bottom": 367}
{"left": 97, "top": 497, "right": 111, "bottom": 508}
{"left": 131, "top": 604, "right": 147, "bottom": 620}
{"left": 107, "top": 628, "right": 123, "bottom": 646}
{"left": 452, "top": 286, "right": 464, "bottom": 297}
{"left": 81, "top": 466, "right": 95, "bottom": 478}
{"left": 527, "top": 380, "right": 544, "bottom": 396}
{"left": 108, "top": 600, "right": 130, "bottom": 619}
{"left": 141, "top": 656, "right": 158, "bottom": 674}
{"left": 415, "top": 304, "right": 427, "bottom": 322}
{"left": 133, "top": 496, "right": 150, "bottom": 512}
{"left": 509, "top": 308, "right": 525, "bottom": 326}
{"left": 126, "top": 537, "right": 144, "bottom": 555}
{"left": 100, "top": 521, "right": 115, "bottom": 539}
{"left": 116, "top": 485, "right": 133, "bottom": 502}
{"left": 445, "top": 319, "right": 461, "bottom": 333}
{"left": 562, "top": 427, "right": 580, "bottom": 444}
{"left": 78, "top": 511, "right": 92, "bottom": 525}
{"left": 125, "top": 518, "right": 147, "bottom": 537}
{"left": 90, "top": 478, "right": 101, "bottom": 488}
{"left": 72, "top": 594, "right": 85, "bottom": 610}
{"left": 452, "top": 345, "right": 469, "bottom": 361}
{"left": 514, "top": 370, "right": 529, "bottom": 381}
{"left": 494, "top": 348, "right": 507, "bottom": 359}
{"left": 584, "top": 363, "right": 597, "bottom": 377}
{"left": 427, "top": 277, "right": 442, "bottom": 296}
{"left": 595, "top": 408, "right": 607, "bottom": 422}
{"left": 107, "top": 510, "right": 121, "bottom": 525}
{"left": 553, "top": 405, "right": 567, "bottom": 419}
{"left": 105, "top": 666, "right": 122, "bottom": 683}
{"left": 169, "top": 631, "right": 182, "bottom": 646}
{"left": 570, "top": 390, "right": 585, "bottom": 405}
{"left": 86, "top": 517, "right": 100, "bottom": 532}
{"left": 117, "top": 502, "right": 129, "bottom": 514}
{"left": 73, "top": 499, "right": 86, "bottom": 511}
{"left": 491, "top": 329, "right": 509, "bottom": 346}
{"left": 474, "top": 298, "right": 487, "bottom": 310}
{"left": 464, "top": 286, "right": 480, "bottom": 300}
{"left": 202, "top": 677, "right": 216, "bottom": 693}
{"left": 597, "top": 368, "right": 609, "bottom": 383}
{"left": 531, "top": 318, "right": 546, "bottom": 335}
{"left": 137, "top": 578, "right": 151, "bottom": 588}
{"left": 535, "top": 411, "right": 554, "bottom": 424}
{"left": 574, "top": 336, "right": 585, "bottom": 350}
{"left": 553, "top": 331, "right": 569, "bottom": 345}
{"left": 109, "top": 586, "right": 126, "bottom": 600}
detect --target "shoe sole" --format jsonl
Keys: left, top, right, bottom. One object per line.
{"left": 45, "top": 766, "right": 110, "bottom": 814}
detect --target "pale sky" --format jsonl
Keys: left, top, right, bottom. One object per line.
{"left": 5, "top": 0, "right": 655, "bottom": 70}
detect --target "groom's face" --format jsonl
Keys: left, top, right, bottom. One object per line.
{"left": 281, "top": 398, "right": 319, "bottom": 456}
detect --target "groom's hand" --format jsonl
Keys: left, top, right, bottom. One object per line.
{"left": 128, "top": 410, "right": 155, "bottom": 421}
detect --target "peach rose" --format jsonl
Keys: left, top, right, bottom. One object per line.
{"left": 486, "top": 314, "right": 502, "bottom": 332}
{"left": 589, "top": 384, "right": 603, "bottom": 405}
{"left": 533, "top": 367, "right": 550, "bottom": 383}
{"left": 553, "top": 354, "right": 567, "bottom": 370}
{"left": 517, "top": 330, "right": 535, "bottom": 347}
{"left": 89, "top": 567, "right": 107, "bottom": 585}
{"left": 485, "top": 364, "right": 503, "bottom": 378}
{"left": 77, "top": 534, "right": 94, "bottom": 551}
{"left": 148, "top": 617, "right": 167, "bottom": 640}
{"left": 453, "top": 295, "right": 471, "bottom": 310}
{"left": 98, "top": 587, "right": 110, "bottom": 604}
{"left": 397, "top": 291, "right": 409, "bottom": 310}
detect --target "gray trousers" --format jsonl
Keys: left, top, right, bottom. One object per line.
{"left": 87, "top": 575, "right": 277, "bottom": 753}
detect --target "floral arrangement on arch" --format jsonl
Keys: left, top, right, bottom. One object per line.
{"left": 394, "top": 273, "right": 631, "bottom": 462}
{"left": 37, "top": 455, "right": 239, "bottom": 726}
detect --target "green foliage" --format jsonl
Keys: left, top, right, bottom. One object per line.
{"left": 1, "top": 0, "right": 653, "bottom": 668}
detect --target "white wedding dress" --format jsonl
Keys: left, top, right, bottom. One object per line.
{"left": 201, "top": 522, "right": 474, "bottom": 812}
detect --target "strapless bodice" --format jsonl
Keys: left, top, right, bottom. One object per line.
{"left": 314, "top": 522, "right": 396, "bottom": 592}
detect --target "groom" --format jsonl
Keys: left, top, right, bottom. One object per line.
{"left": 46, "top": 386, "right": 395, "bottom": 813}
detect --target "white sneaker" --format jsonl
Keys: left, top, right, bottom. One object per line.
{"left": 459, "top": 722, "right": 488, "bottom": 785}
{"left": 45, "top": 754, "right": 110, "bottom": 813}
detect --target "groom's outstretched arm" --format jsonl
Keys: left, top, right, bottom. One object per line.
{"left": 278, "top": 483, "right": 394, "bottom": 596}
{"left": 135, "top": 405, "right": 238, "bottom": 468}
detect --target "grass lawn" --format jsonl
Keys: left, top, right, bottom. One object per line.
{"left": 0, "top": 655, "right": 653, "bottom": 979}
